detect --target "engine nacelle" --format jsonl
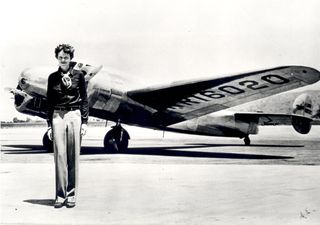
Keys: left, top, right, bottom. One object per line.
{"left": 292, "top": 93, "right": 313, "bottom": 117}
{"left": 292, "top": 93, "right": 313, "bottom": 134}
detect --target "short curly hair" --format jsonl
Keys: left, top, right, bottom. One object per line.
{"left": 55, "top": 44, "right": 75, "bottom": 59}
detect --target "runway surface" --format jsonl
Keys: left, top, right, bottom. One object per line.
{"left": 1, "top": 126, "right": 320, "bottom": 224}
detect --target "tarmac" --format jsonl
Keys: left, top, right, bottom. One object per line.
{"left": 1, "top": 126, "right": 320, "bottom": 225}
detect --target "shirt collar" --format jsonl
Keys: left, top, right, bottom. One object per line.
{"left": 58, "top": 67, "right": 73, "bottom": 77}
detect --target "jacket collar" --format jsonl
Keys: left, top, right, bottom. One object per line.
{"left": 58, "top": 61, "right": 77, "bottom": 77}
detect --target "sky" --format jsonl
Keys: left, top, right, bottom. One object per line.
{"left": 1, "top": 0, "right": 320, "bottom": 121}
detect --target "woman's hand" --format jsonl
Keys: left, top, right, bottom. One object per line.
{"left": 81, "top": 124, "right": 87, "bottom": 136}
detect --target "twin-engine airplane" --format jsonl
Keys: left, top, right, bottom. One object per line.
{"left": 10, "top": 62, "right": 320, "bottom": 152}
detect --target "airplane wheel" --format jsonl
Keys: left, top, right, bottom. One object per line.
{"left": 244, "top": 136, "right": 251, "bottom": 146}
{"left": 42, "top": 132, "right": 53, "bottom": 153}
{"left": 103, "top": 127, "right": 129, "bottom": 153}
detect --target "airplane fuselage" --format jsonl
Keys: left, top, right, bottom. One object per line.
{"left": 13, "top": 62, "right": 320, "bottom": 148}
{"left": 14, "top": 64, "right": 257, "bottom": 139}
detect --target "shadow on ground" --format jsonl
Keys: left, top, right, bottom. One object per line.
{"left": 3, "top": 144, "right": 296, "bottom": 160}
{"left": 2, "top": 145, "right": 48, "bottom": 154}
{"left": 24, "top": 199, "right": 55, "bottom": 207}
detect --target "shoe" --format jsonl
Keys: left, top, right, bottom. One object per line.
{"left": 66, "top": 201, "right": 76, "bottom": 208}
{"left": 54, "top": 201, "right": 64, "bottom": 208}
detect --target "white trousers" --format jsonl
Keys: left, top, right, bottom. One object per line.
{"left": 52, "top": 109, "right": 81, "bottom": 203}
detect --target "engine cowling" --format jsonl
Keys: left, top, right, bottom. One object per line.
{"left": 12, "top": 85, "right": 47, "bottom": 119}
{"left": 292, "top": 93, "right": 313, "bottom": 134}
{"left": 292, "top": 93, "right": 313, "bottom": 116}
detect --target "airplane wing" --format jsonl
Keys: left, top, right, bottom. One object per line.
{"left": 72, "top": 62, "right": 103, "bottom": 82}
{"left": 127, "top": 66, "right": 320, "bottom": 125}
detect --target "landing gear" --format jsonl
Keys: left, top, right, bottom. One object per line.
{"left": 42, "top": 131, "right": 53, "bottom": 153}
{"left": 103, "top": 121, "right": 130, "bottom": 153}
{"left": 243, "top": 135, "right": 251, "bottom": 146}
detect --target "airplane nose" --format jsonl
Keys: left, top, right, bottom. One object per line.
{"left": 17, "top": 66, "right": 51, "bottom": 97}
{"left": 20, "top": 77, "right": 27, "bottom": 85}
{"left": 19, "top": 68, "right": 31, "bottom": 90}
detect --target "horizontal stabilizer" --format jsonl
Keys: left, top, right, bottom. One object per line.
{"left": 234, "top": 112, "right": 312, "bottom": 126}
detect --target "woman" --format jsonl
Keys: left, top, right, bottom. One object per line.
{"left": 46, "top": 44, "right": 89, "bottom": 208}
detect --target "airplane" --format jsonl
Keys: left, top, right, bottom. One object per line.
{"left": 9, "top": 61, "right": 320, "bottom": 152}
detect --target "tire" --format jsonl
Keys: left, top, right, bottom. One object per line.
{"left": 103, "top": 128, "right": 129, "bottom": 153}
{"left": 117, "top": 137, "right": 129, "bottom": 152}
{"left": 103, "top": 132, "right": 117, "bottom": 152}
{"left": 42, "top": 132, "right": 54, "bottom": 153}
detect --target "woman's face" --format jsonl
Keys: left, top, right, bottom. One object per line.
{"left": 57, "top": 50, "right": 71, "bottom": 72}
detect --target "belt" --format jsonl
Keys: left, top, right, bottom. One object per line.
{"left": 54, "top": 106, "right": 79, "bottom": 111}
